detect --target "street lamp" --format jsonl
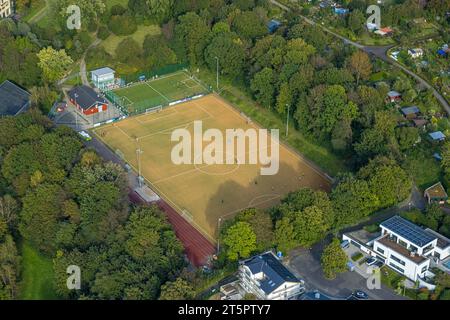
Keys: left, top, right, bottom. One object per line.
{"left": 74, "top": 93, "right": 79, "bottom": 131}
{"left": 286, "top": 104, "right": 290, "bottom": 137}
{"left": 215, "top": 56, "right": 219, "bottom": 91}
{"left": 136, "top": 138, "right": 143, "bottom": 187}
{"left": 217, "top": 217, "right": 222, "bottom": 253}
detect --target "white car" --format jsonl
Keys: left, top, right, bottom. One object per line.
{"left": 78, "top": 130, "right": 92, "bottom": 141}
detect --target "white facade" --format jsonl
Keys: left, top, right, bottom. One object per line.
{"left": 238, "top": 252, "right": 304, "bottom": 300}
{"left": 91, "top": 67, "right": 115, "bottom": 89}
{"left": 408, "top": 48, "right": 424, "bottom": 59}
{"left": 373, "top": 237, "right": 430, "bottom": 281}
{"left": 0, "top": 0, "right": 12, "bottom": 18}
{"left": 344, "top": 216, "right": 450, "bottom": 283}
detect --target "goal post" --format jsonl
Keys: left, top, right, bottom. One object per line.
{"left": 145, "top": 105, "right": 163, "bottom": 114}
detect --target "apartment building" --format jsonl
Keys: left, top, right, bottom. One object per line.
{"left": 373, "top": 216, "right": 450, "bottom": 281}
{"left": 0, "top": 0, "right": 13, "bottom": 18}
{"left": 239, "top": 251, "right": 304, "bottom": 300}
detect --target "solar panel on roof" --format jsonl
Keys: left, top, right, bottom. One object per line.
{"left": 381, "top": 216, "right": 436, "bottom": 247}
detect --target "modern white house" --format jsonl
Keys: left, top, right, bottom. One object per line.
{"left": 408, "top": 48, "right": 424, "bottom": 59}
{"left": 239, "top": 251, "right": 304, "bottom": 300}
{"left": 91, "top": 67, "right": 115, "bottom": 89}
{"left": 0, "top": 0, "right": 13, "bottom": 18}
{"left": 343, "top": 216, "right": 450, "bottom": 284}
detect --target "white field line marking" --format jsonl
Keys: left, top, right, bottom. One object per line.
{"left": 145, "top": 81, "right": 170, "bottom": 102}
{"left": 135, "top": 108, "right": 179, "bottom": 124}
{"left": 91, "top": 128, "right": 216, "bottom": 242}
{"left": 213, "top": 95, "right": 331, "bottom": 182}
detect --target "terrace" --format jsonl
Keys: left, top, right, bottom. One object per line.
{"left": 377, "top": 235, "right": 427, "bottom": 264}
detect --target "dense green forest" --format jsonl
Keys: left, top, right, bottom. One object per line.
{"left": 0, "top": 112, "right": 185, "bottom": 299}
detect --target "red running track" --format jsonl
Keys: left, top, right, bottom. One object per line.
{"left": 128, "top": 191, "right": 216, "bottom": 267}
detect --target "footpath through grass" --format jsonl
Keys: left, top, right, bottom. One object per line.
{"left": 19, "top": 242, "right": 58, "bottom": 300}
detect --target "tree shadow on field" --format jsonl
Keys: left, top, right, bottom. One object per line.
{"left": 204, "top": 161, "right": 325, "bottom": 238}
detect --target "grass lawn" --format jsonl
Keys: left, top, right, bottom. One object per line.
{"left": 94, "top": 94, "right": 331, "bottom": 240}
{"left": 101, "top": 25, "right": 161, "bottom": 56}
{"left": 197, "top": 69, "right": 348, "bottom": 176}
{"left": 21, "top": 0, "right": 46, "bottom": 23}
{"left": 110, "top": 71, "right": 207, "bottom": 114}
{"left": 105, "top": 0, "right": 129, "bottom": 9}
{"left": 403, "top": 145, "right": 442, "bottom": 190}
{"left": 19, "top": 242, "right": 58, "bottom": 300}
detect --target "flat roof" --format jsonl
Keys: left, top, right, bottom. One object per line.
{"left": 377, "top": 235, "right": 427, "bottom": 264}
{"left": 0, "top": 80, "right": 31, "bottom": 116}
{"left": 381, "top": 216, "right": 436, "bottom": 247}
{"left": 429, "top": 131, "right": 446, "bottom": 140}
{"left": 401, "top": 106, "right": 420, "bottom": 115}
{"left": 387, "top": 90, "right": 401, "bottom": 97}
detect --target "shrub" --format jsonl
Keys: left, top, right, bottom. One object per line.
{"left": 351, "top": 252, "right": 363, "bottom": 262}
{"left": 97, "top": 25, "right": 110, "bottom": 40}
{"left": 108, "top": 15, "right": 137, "bottom": 36}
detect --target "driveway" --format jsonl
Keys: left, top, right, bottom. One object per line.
{"left": 287, "top": 245, "right": 407, "bottom": 300}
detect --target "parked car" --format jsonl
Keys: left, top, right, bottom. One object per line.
{"left": 374, "top": 260, "right": 384, "bottom": 268}
{"left": 365, "top": 257, "right": 377, "bottom": 266}
{"left": 78, "top": 130, "right": 92, "bottom": 141}
{"left": 353, "top": 290, "right": 369, "bottom": 300}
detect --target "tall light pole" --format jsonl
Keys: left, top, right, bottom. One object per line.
{"left": 215, "top": 56, "right": 219, "bottom": 91}
{"left": 136, "top": 138, "right": 143, "bottom": 187}
{"left": 74, "top": 93, "right": 79, "bottom": 131}
{"left": 286, "top": 104, "right": 290, "bottom": 137}
{"left": 217, "top": 217, "right": 222, "bottom": 253}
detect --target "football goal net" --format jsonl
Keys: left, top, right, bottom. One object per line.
{"left": 145, "top": 105, "right": 163, "bottom": 114}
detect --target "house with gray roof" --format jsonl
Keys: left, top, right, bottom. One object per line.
{"left": 238, "top": 251, "right": 304, "bottom": 300}
{"left": 0, "top": 80, "right": 31, "bottom": 117}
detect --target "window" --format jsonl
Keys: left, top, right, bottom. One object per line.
{"left": 376, "top": 247, "right": 385, "bottom": 255}
{"left": 421, "top": 266, "right": 427, "bottom": 273}
{"left": 389, "top": 262, "right": 405, "bottom": 274}
{"left": 390, "top": 254, "right": 406, "bottom": 266}
{"left": 398, "top": 239, "right": 408, "bottom": 248}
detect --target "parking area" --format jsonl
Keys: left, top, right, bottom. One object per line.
{"left": 53, "top": 101, "right": 122, "bottom": 131}
{"left": 287, "top": 244, "right": 407, "bottom": 300}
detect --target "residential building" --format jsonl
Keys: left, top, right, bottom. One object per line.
{"left": 374, "top": 27, "right": 393, "bottom": 36}
{"left": 343, "top": 216, "right": 450, "bottom": 283}
{"left": 400, "top": 106, "right": 420, "bottom": 119}
{"left": 429, "top": 131, "right": 446, "bottom": 142}
{"left": 408, "top": 48, "right": 424, "bottom": 59}
{"left": 0, "top": 80, "right": 31, "bottom": 116}
{"left": 386, "top": 90, "right": 401, "bottom": 103}
{"left": 68, "top": 85, "right": 108, "bottom": 116}
{"left": 239, "top": 251, "right": 304, "bottom": 300}
{"left": 267, "top": 19, "right": 281, "bottom": 34}
{"left": 0, "top": 0, "right": 12, "bottom": 18}
{"left": 91, "top": 67, "right": 115, "bottom": 89}
{"left": 424, "top": 182, "right": 448, "bottom": 205}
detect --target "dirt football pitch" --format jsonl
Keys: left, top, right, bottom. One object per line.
{"left": 93, "top": 94, "right": 331, "bottom": 242}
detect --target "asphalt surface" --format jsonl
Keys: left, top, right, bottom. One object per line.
{"left": 287, "top": 246, "right": 407, "bottom": 300}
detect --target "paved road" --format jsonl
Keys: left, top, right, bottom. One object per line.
{"left": 80, "top": 37, "right": 101, "bottom": 86}
{"left": 287, "top": 246, "right": 407, "bottom": 300}
{"left": 269, "top": 0, "right": 450, "bottom": 114}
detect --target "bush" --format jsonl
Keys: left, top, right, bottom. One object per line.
{"left": 108, "top": 15, "right": 137, "bottom": 36}
{"left": 364, "top": 224, "right": 379, "bottom": 233}
{"left": 97, "top": 25, "right": 110, "bottom": 40}
{"left": 351, "top": 252, "right": 363, "bottom": 262}
{"left": 440, "top": 289, "right": 450, "bottom": 300}
{"left": 110, "top": 4, "right": 126, "bottom": 16}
